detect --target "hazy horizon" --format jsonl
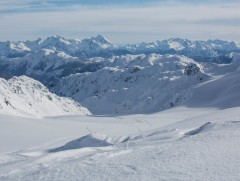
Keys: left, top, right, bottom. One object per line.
{"left": 0, "top": 0, "right": 240, "bottom": 44}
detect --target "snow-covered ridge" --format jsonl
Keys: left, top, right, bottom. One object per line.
{"left": 125, "top": 38, "right": 240, "bottom": 62}
{"left": 1, "top": 35, "right": 240, "bottom": 61}
{"left": 0, "top": 35, "right": 239, "bottom": 85}
{"left": 1, "top": 36, "right": 240, "bottom": 181}
{"left": 0, "top": 76, "right": 90, "bottom": 118}
{"left": 0, "top": 35, "right": 117, "bottom": 59}
{"left": 55, "top": 54, "right": 208, "bottom": 115}
{"left": 1, "top": 35, "right": 240, "bottom": 115}
{"left": 2, "top": 49, "right": 240, "bottom": 115}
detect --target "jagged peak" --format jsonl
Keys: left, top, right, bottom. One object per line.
{"left": 91, "top": 35, "right": 111, "bottom": 44}
{"left": 43, "top": 35, "right": 70, "bottom": 44}
{"left": 46, "top": 35, "right": 64, "bottom": 39}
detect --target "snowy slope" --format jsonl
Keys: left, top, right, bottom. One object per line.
{"left": 0, "top": 76, "right": 90, "bottom": 117}
{"left": 1, "top": 35, "right": 240, "bottom": 180}
{"left": 1, "top": 62, "right": 240, "bottom": 179}
{"left": 0, "top": 106, "right": 240, "bottom": 180}
{"left": 1, "top": 48, "right": 240, "bottom": 116}
{"left": 0, "top": 41, "right": 31, "bottom": 58}
{"left": 185, "top": 62, "right": 240, "bottom": 109}
{"left": 0, "top": 35, "right": 239, "bottom": 89}
{"left": 57, "top": 56, "right": 240, "bottom": 115}
{"left": 55, "top": 54, "right": 208, "bottom": 114}
{"left": 230, "top": 52, "right": 240, "bottom": 62}
{"left": 1, "top": 52, "right": 210, "bottom": 115}
{"left": 0, "top": 35, "right": 117, "bottom": 81}
{"left": 0, "top": 48, "right": 106, "bottom": 86}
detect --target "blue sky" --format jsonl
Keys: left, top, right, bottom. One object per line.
{"left": 0, "top": 0, "right": 240, "bottom": 43}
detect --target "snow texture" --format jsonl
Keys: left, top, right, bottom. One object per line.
{"left": 0, "top": 76, "right": 90, "bottom": 118}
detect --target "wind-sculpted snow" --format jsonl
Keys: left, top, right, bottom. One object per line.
{"left": 49, "top": 134, "right": 113, "bottom": 153}
{"left": 1, "top": 107, "right": 240, "bottom": 181}
{"left": 0, "top": 76, "right": 90, "bottom": 117}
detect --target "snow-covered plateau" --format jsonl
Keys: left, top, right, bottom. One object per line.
{"left": 0, "top": 35, "right": 240, "bottom": 180}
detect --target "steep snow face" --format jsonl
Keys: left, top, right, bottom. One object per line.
{"left": 76, "top": 35, "right": 117, "bottom": 58}
{"left": 0, "top": 41, "right": 31, "bottom": 58}
{"left": 0, "top": 76, "right": 90, "bottom": 118}
{"left": 23, "top": 49, "right": 79, "bottom": 75}
{"left": 56, "top": 54, "right": 207, "bottom": 115}
{"left": 0, "top": 48, "right": 90, "bottom": 85}
{"left": 230, "top": 52, "right": 240, "bottom": 62}
{"left": 185, "top": 61, "right": 240, "bottom": 109}
{"left": 81, "top": 35, "right": 116, "bottom": 50}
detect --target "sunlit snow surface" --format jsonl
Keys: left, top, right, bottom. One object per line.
{"left": 1, "top": 51, "right": 240, "bottom": 180}
{"left": 0, "top": 106, "right": 240, "bottom": 181}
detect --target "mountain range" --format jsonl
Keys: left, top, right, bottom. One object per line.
{"left": 1, "top": 35, "right": 240, "bottom": 180}
{"left": 0, "top": 35, "right": 240, "bottom": 115}
{"left": 1, "top": 35, "right": 240, "bottom": 60}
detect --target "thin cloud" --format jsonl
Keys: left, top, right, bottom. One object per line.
{"left": 1, "top": 0, "right": 240, "bottom": 14}
{"left": 0, "top": 1, "right": 240, "bottom": 43}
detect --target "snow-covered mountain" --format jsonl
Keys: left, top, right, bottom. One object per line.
{"left": 0, "top": 48, "right": 103, "bottom": 87}
{"left": 230, "top": 52, "right": 240, "bottom": 62}
{"left": 1, "top": 36, "right": 240, "bottom": 61}
{"left": 125, "top": 38, "right": 240, "bottom": 62}
{"left": 1, "top": 36, "right": 239, "bottom": 83}
{"left": 1, "top": 35, "right": 240, "bottom": 115}
{"left": 1, "top": 35, "right": 240, "bottom": 181}
{"left": 0, "top": 76, "right": 90, "bottom": 118}
{"left": 55, "top": 54, "right": 208, "bottom": 114}
{"left": 53, "top": 53, "right": 240, "bottom": 115}
{"left": 1, "top": 60, "right": 240, "bottom": 180}
{"left": 0, "top": 35, "right": 118, "bottom": 59}
{"left": 0, "top": 41, "right": 31, "bottom": 58}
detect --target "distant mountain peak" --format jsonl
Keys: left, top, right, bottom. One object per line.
{"left": 44, "top": 35, "right": 70, "bottom": 44}
{"left": 91, "top": 35, "right": 111, "bottom": 44}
